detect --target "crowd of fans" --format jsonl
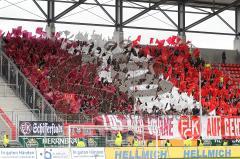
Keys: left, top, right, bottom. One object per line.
{"left": 2, "top": 27, "right": 133, "bottom": 116}
{"left": 135, "top": 36, "right": 240, "bottom": 116}
{"left": 1, "top": 27, "right": 240, "bottom": 118}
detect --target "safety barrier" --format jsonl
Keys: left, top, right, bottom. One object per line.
{"left": 0, "top": 108, "right": 16, "bottom": 140}
{"left": 0, "top": 146, "right": 240, "bottom": 159}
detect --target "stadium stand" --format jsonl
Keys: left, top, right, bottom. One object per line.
{"left": 1, "top": 30, "right": 133, "bottom": 120}
{"left": 212, "top": 63, "right": 240, "bottom": 89}
{"left": 1, "top": 28, "right": 239, "bottom": 121}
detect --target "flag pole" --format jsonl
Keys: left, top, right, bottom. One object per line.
{"left": 199, "top": 52, "right": 203, "bottom": 138}
{"left": 133, "top": 69, "right": 137, "bottom": 141}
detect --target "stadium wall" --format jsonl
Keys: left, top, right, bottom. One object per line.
{"left": 199, "top": 48, "right": 240, "bottom": 64}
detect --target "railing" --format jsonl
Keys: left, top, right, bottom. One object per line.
{"left": 3, "top": 109, "right": 40, "bottom": 124}
{"left": 0, "top": 109, "right": 39, "bottom": 141}
{"left": 57, "top": 113, "right": 94, "bottom": 123}
{"left": 0, "top": 44, "right": 61, "bottom": 122}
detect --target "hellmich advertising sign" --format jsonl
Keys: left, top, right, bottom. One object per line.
{"left": 19, "top": 121, "right": 63, "bottom": 136}
{"left": 105, "top": 147, "right": 240, "bottom": 159}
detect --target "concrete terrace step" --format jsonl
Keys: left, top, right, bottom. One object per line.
{"left": 0, "top": 77, "right": 37, "bottom": 123}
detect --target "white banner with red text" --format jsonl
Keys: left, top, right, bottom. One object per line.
{"left": 93, "top": 115, "right": 240, "bottom": 139}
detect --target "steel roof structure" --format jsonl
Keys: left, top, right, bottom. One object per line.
{"left": 1, "top": 0, "right": 240, "bottom": 37}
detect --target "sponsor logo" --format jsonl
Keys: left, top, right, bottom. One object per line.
{"left": 20, "top": 122, "right": 32, "bottom": 135}
{"left": 178, "top": 116, "right": 200, "bottom": 139}
{"left": 26, "top": 138, "right": 39, "bottom": 148}
{"left": 32, "top": 122, "right": 63, "bottom": 136}
{"left": 19, "top": 121, "right": 63, "bottom": 136}
{"left": 38, "top": 148, "right": 70, "bottom": 159}
{"left": 40, "top": 149, "right": 52, "bottom": 159}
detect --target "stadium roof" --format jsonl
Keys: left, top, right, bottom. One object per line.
{"left": 127, "top": 0, "right": 239, "bottom": 9}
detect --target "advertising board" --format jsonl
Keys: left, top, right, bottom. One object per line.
{"left": 19, "top": 121, "right": 63, "bottom": 136}
{"left": 19, "top": 136, "right": 106, "bottom": 147}
{"left": 19, "top": 136, "right": 78, "bottom": 147}
{"left": 71, "top": 148, "right": 105, "bottom": 159}
{"left": 105, "top": 146, "right": 240, "bottom": 159}
{"left": 0, "top": 148, "right": 36, "bottom": 159}
{"left": 1, "top": 147, "right": 240, "bottom": 159}
{"left": 36, "top": 148, "right": 70, "bottom": 159}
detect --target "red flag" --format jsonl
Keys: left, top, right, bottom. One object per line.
{"left": 12, "top": 26, "right": 22, "bottom": 37}
{"left": 176, "top": 55, "right": 184, "bottom": 63}
{"left": 135, "top": 35, "right": 141, "bottom": 42}
{"left": 166, "top": 36, "right": 173, "bottom": 45}
{"left": 132, "top": 40, "right": 138, "bottom": 47}
{"left": 176, "top": 36, "right": 181, "bottom": 43}
{"left": 143, "top": 46, "right": 150, "bottom": 56}
{"left": 166, "top": 36, "right": 178, "bottom": 45}
{"left": 167, "top": 66, "right": 172, "bottom": 78}
{"left": 6, "top": 31, "right": 11, "bottom": 40}
{"left": 172, "top": 36, "right": 177, "bottom": 43}
{"left": 42, "top": 31, "right": 47, "bottom": 37}
{"left": 36, "top": 27, "right": 43, "bottom": 34}
{"left": 55, "top": 32, "right": 61, "bottom": 38}
{"left": 193, "top": 48, "right": 200, "bottom": 58}
{"left": 132, "top": 35, "right": 141, "bottom": 47}
{"left": 161, "top": 48, "right": 168, "bottom": 63}
{"left": 22, "top": 30, "right": 29, "bottom": 38}
{"left": 155, "top": 39, "right": 165, "bottom": 48}
{"left": 161, "top": 54, "right": 168, "bottom": 63}
{"left": 12, "top": 28, "right": 17, "bottom": 36}
{"left": 28, "top": 32, "right": 32, "bottom": 38}
{"left": 17, "top": 26, "right": 22, "bottom": 33}
{"left": 149, "top": 38, "right": 154, "bottom": 44}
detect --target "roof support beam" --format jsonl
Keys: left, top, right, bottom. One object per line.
{"left": 115, "top": 0, "right": 123, "bottom": 31}
{"left": 178, "top": 0, "right": 185, "bottom": 39}
{"left": 157, "top": 6, "right": 177, "bottom": 28}
{"left": 94, "top": 0, "right": 115, "bottom": 23}
{"left": 124, "top": 25, "right": 236, "bottom": 36}
{"left": 47, "top": 0, "right": 54, "bottom": 24}
{"left": 0, "top": 17, "right": 46, "bottom": 22}
{"left": 122, "top": 0, "right": 167, "bottom": 26}
{"left": 32, "top": 0, "right": 47, "bottom": 18}
{"left": 114, "top": 0, "right": 123, "bottom": 42}
{"left": 47, "top": 0, "right": 55, "bottom": 36}
{"left": 0, "top": 16, "right": 236, "bottom": 36}
{"left": 54, "top": 0, "right": 86, "bottom": 21}
{"left": 185, "top": 0, "right": 240, "bottom": 30}
{"left": 234, "top": 7, "right": 240, "bottom": 51}
{"left": 236, "top": 7, "right": 240, "bottom": 37}
{"left": 191, "top": 7, "right": 236, "bottom": 33}
{"left": 37, "top": 0, "right": 209, "bottom": 14}
{"left": 126, "top": 1, "right": 178, "bottom": 28}
{"left": 212, "top": 9, "right": 236, "bottom": 33}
